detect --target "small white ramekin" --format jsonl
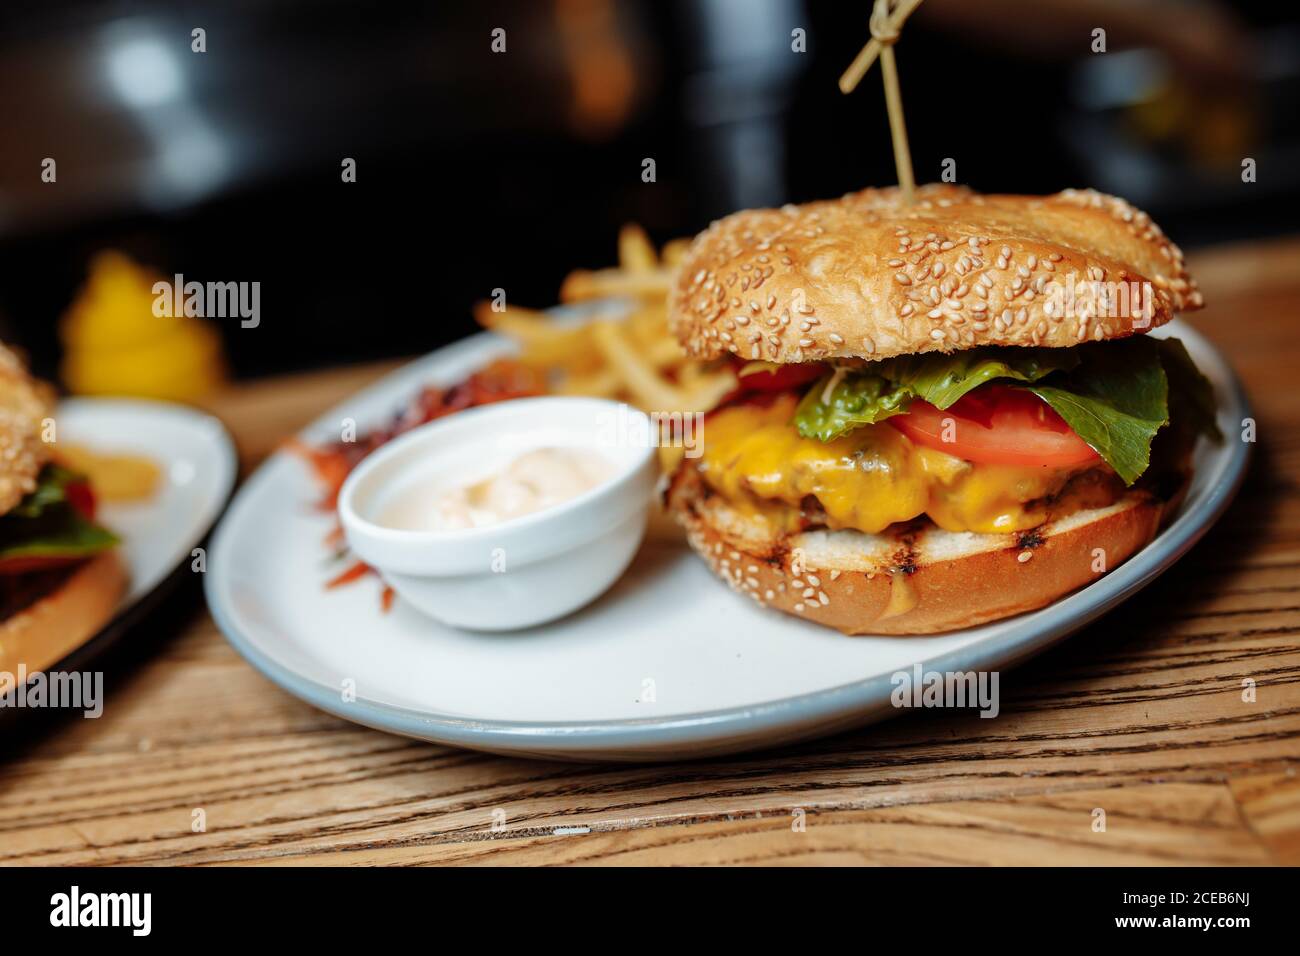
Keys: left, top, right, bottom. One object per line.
{"left": 337, "top": 397, "right": 658, "bottom": 630}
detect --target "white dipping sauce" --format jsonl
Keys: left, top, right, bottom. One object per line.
{"left": 378, "top": 447, "right": 615, "bottom": 532}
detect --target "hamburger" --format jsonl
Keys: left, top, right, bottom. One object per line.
{"left": 664, "top": 184, "right": 1219, "bottom": 635}
{"left": 0, "top": 345, "right": 127, "bottom": 675}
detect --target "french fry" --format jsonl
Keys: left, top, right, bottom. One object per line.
{"left": 473, "top": 303, "right": 597, "bottom": 370}
{"left": 559, "top": 267, "right": 674, "bottom": 303}
{"left": 644, "top": 336, "right": 685, "bottom": 369}
{"left": 590, "top": 320, "right": 688, "bottom": 411}
{"left": 680, "top": 371, "right": 737, "bottom": 412}
{"left": 555, "top": 367, "right": 622, "bottom": 398}
{"left": 660, "top": 238, "right": 691, "bottom": 268}
{"left": 625, "top": 304, "right": 669, "bottom": 348}
{"left": 57, "top": 444, "right": 160, "bottom": 501}
{"left": 475, "top": 226, "right": 734, "bottom": 418}
{"left": 618, "top": 223, "right": 658, "bottom": 274}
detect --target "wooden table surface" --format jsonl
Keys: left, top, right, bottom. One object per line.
{"left": 2, "top": 240, "right": 1299, "bottom": 867}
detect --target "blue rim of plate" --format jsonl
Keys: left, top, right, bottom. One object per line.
{"left": 206, "top": 322, "right": 1252, "bottom": 759}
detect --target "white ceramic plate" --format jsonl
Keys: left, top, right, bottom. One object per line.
{"left": 48, "top": 399, "right": 237, "bottom": 667}
{"left": 206, "top": 320, "right": 1250, "bottom": 761}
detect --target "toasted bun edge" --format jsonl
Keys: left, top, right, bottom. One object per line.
{"left": 666, "top": 467, "right": 1174, "bottom": 636}
{"left": 0, "top": 551, "right": 130, "bottom": 675}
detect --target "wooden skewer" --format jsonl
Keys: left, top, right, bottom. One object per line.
{"left": 838, "top": 0, "right": 925, "bottom": 94}
{"left": 839, "top": 0, "right": 925, "bottom": 202}
{"left": 878, "top": 41, "right": 915, "bottom": 201}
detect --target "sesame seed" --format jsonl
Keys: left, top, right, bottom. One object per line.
{"left": 1017, "top": 550, "right": 1033, "bottom": 563}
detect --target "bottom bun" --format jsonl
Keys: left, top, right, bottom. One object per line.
{"left": 0, "top": 551, "right": 130, "bottom": 674}
{"left": 665, "top": 468, "right": 1178, "bottom": 635}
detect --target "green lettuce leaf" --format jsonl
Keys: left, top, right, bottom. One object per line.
{"left": 790, "top": 338, "right": 1217, "bottom": 486}
{"left": 1157, "top": 337, "right": 1222, "bottom": 442}
{"left": 9, "top": 464, "right": 82, "bottom": 518}
{"left": 0, "top": 465, "right": 119, "bottom": 560}
{"left": 1025, "top": 339, "right": 1169, "bottom": 485}
{"left": 876, "top": 347, "right": 1078, "bottom": 409}
{"left": 794, "top": 370, "right": 913, "bottom": 442}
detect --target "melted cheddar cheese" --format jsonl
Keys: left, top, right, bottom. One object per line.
{"left": 698, "top": 395, "right": 1115, "bottom": 535}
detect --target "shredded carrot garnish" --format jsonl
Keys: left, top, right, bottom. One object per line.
{"left": 296, "top": 358, "right": 544, "bottom": 610}
{"left": 325, "top": 560, "right": 373, "bottom": 589}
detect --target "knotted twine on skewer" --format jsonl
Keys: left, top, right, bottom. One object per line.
{"left": 839, "top": 0, "right": 925, "bottom": 202}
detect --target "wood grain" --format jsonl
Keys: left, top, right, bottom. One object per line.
{"left": 1, "top": 240, "right": 1298, "bottom": 866}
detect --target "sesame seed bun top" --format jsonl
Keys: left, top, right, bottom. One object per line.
{"left": 0, "top": 343, "right": 55, "bottom": 516}
{"left": 669, "top": 184, "right": 1203, "bottom": 364}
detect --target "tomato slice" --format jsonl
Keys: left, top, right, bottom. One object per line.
{"left": 734, "top": 361, "right": 826, "bottom": 393}
{"left": 64, "top": 480, "right": 97, "bottom": 520}
{"left": 888, "top": 385, "right": 1102, "bottom": 468}
{"left": 0, "top": 554, "right": 88, "bottom": 574}
{"left": 711, "top": 360, "right": 827, "bottom": 413}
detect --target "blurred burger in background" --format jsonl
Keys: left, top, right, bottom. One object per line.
{"left": 0, "top": 345, "right": 127, "bottom": 676}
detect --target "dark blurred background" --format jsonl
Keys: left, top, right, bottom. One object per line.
{"left": 1, "top": 0, "right": 1296, "bottom": 388}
